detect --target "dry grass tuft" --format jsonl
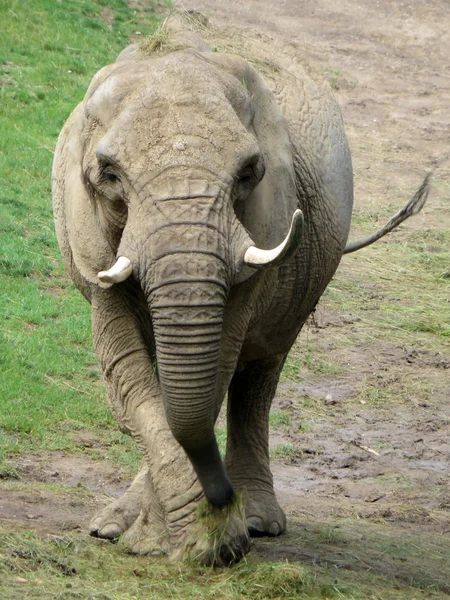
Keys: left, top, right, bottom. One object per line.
{"left": 137, "top": 8, "right": 285, "bottom": 78}
{"left": 139, "top": 9, "right": 209, "bottom": 56}
{"left": 139, "top": 29, "right": 171, "bottom": 54}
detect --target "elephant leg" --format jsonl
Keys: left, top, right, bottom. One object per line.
{"left": 90, "top": 288, "right": 248, "bottom": 563}
{"left": 89, "top": 463, "right": 147, "bottom": 539}
{"left": 113, "top": 362, "right": 249, "bottom": 564}
{"left": 90, "top": 289, "right": 200, "bottom": 551}
{"left": 225, "top": 355, "right": 287, "bottom": 537}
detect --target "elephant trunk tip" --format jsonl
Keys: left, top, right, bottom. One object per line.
{"left": 185, "top": 440, "right": 234, "bottom": 508}
{"left": 204, "top": 479, "right": 235, "bottom": 509}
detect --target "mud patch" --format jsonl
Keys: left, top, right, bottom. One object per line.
{"left": 0, "top": 452, "right": 129, "bottom": 534}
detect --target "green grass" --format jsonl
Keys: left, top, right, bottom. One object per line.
{"left": 282, "top": 345, "right": 342, "bottom": 382}
{"left": 279, "top": 212, "right": 450, "bottom": 415}
{"left": 0, "top": 528, "right": 314, "bottom": 600}
{"left": 271, "top": 443, "right": 304, "bottom": 461}
{"left": 3, "top": 523, "right": 449, "bottom": 600}
{"left": 289, "top": 519, "right": 450, "bottom": 597}
{"left": 0, "top": 0, "right": 163, "bottom": 465}
{"left": 269, "top": 410, "right": 292, "bottom": 429}
{"left": 2, "top": 519, "right": 449, "bottom": 599}
{"left": 328, "top": 230, "right": 450, "bottom": 344}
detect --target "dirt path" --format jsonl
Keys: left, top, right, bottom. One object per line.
{"left": 1, "top": 0, "right": 449, "bottom": 591}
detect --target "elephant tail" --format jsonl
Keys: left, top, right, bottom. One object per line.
{"left": 343, "top": 173, "right": 431, "bottom": 254}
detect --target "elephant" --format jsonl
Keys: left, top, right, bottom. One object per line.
{"left": 52, "top": 13, "right": 429, "bottom": 564}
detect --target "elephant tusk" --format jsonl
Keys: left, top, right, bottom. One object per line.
{"left": 98, "top": 256, "right": 133, "bottom": 284}
{"left": 243, "top": 209, "right": 304, "bottom": 268}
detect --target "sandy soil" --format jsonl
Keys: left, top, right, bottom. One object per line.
{"left": 1, "top": 0, "right": 449, "bottom": 586}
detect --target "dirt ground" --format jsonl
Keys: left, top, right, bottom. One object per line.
{"left": 1, "top": 0, "right": 449, "bottom": 591}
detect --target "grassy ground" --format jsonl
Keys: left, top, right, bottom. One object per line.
{"left": 1, "top": 1, "right": 449, "bottom": 599}
{"left": 2, "top": 516, "right": 449, "bottom": 599}
{"left": 0, "top": 0, "right": 161, "bottom": 471}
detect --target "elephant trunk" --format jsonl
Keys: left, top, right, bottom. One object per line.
{"left": 115, "top": 177, "right": 304, "bottom": 507}
{"left": 147, "top": 249, "right": 234, "bottom": 508}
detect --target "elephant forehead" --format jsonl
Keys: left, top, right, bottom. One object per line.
{"left": 83, "top": 53, "right": 259, "bottom": 177}
{"left": 86, "top": 53, "right": 228, "bottom": 120}
{"left": 85, "top": 51, "right": 257, "bottom": 141}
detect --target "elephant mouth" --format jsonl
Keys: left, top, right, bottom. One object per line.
{"left": 97, "top": 209, "right": 304, "bottom": 285}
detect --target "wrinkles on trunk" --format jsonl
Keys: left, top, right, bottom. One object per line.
{"left": 147, "top": 248, "right": 234, "bottom": 507}
{"left": 152, "top": 299, "right": 223, "bottom": 443}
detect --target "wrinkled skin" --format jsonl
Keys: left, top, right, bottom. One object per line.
{"left": 52, "top": 17, "right": 352, "bottom": 563}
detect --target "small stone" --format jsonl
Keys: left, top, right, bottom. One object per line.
{"left": 324, "top": 394, "right": 338, "bottom": 405}
{"left": 341, "top": 314, "right": 361, "bottom": 325}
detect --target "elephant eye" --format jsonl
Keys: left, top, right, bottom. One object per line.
{"left": 103, "top": 167, "right": 120, "bottom": 183}
{"left": 92, "top": 162, "right": 125, "bottom": 205}
{"left": 237, "top": 154, "right": 265, "bottom": 187}
{"left": 238, "top": 166, "right": 256, "bottom": 184}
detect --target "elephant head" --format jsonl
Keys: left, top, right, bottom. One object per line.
{"left": 55, "top": 48, "right": 303, "bottom": 507}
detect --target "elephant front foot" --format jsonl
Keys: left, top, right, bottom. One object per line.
{"left": 89, "top": 467, "right": 147, "bottom": 539}
{"left": 244, "top": 490, "right": 287, "bottom": 538}
{"left": 89, "top": 461, "right": 250, "bottom": 564}
{"left": 120, "top": 511, "right": 168, "bottom": 557}
{"left": 171, "top": 496, "right": 250, "bottom": 566}
{"left": 121, "top": 493, "right": 250, "bottom": 566}
{"left": 118, "top": 468, "right": 168, "bottom": 555}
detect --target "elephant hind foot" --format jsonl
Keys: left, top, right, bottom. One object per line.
{"left": 245, "top": 492, "right": 287, "bottom": 538}
{"left": 89, "top": 467, "right": 147, "bottom": 540}
{"left": 247, "top": 516, "right": 284, "bottom": 537}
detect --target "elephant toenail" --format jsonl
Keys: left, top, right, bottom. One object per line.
{"left": 268, "top": 522, "right": 281, "bottom": 536}
{"left": 247, "top": 516, "right": 265, "bottom": 536}
{"left": 99, "top": 523, "right": 122, "bottom": 539}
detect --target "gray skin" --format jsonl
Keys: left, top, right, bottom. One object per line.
{"left": 52, "top": 19, "right": 353, "bottom": 563}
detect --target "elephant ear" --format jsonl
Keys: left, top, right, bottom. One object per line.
{"left": 208, "top": 53, "right": 298, "bottom": 248}
{"left": 52, "top": 102, "right": 116, "bottom": 290}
